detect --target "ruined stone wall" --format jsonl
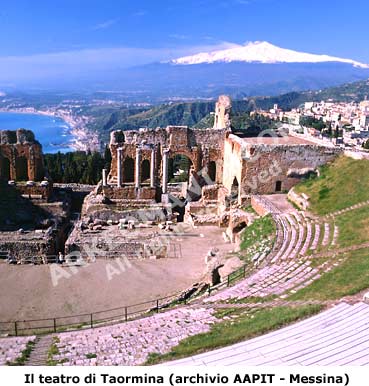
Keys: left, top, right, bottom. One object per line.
{"left": 222, "top": 135, "right": 244, "bottom": 202}
{"left": 16, "top": 183, "right": 53, "bottom": 200}
{"left": 0, "top": 129, "right": 44, "bottom": 181}
{"left": 213, "top": 95, "right": 231, "bottom": 130}
{"left": 0, "top": 239, "right": 55, "bottom": 261}
{"left": 201, "top": 184, "right": 219, "bottom": 201}
{"left": 241, "top": 143, "right": 341, "bottom": 195}
{"left": 251, "top": 196, "right": 271, "bottom": 216}
{"left": 108, "top": 125, "right": 226, "bottom": 192}
{"left": 102, "top": 186, "right": 157, "bottom": 200}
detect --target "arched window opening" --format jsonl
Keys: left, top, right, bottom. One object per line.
{"left": 0, "top": 157, "right": 11, "bottom": 181}
{"left": 231, "top": 177, "right": 239, "bottom": 200}
{"left": 208, "top": 161, "right": 216, "bottom": 182}
{"left": 141, "top": 159, "right": 150, "bottom": 183}
{"left": 123, "top": 157, "right": 134, "bottom": 183}
{"left": 169, "top": 154, "right": 192, "bottom": 183}
{"left": 15, "top": 156, "right": 28, "bottom": 181}
{"left": 275, "top": 180, "right": 282, "bottom": 192}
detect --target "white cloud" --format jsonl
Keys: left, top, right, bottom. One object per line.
{"left": 92, "top": 18, "right": 119, "bottom": 30}
{"left": 0, "top": 41, "right": 238, "bottom": 82}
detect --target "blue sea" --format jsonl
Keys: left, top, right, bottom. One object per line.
{"left": 0, "top": 112, "right": 74, "bottom": 153}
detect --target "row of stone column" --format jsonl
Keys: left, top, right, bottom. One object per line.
{"left": 0, "top": 151, "right": 38, "bottom": 181}
{"left": 110, "top": 147, "right": 159, "bottom": 189}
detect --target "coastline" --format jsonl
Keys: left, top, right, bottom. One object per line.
{"left": 0, "top": 107, "right": 100, "bottom": 152}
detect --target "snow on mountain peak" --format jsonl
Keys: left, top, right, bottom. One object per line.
{"left": 171, "top": 41, "right": 369, "bottom": 68}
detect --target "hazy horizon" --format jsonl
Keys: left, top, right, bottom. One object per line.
{"left": 0, "top": 0, "right": 368, "bottom": 89}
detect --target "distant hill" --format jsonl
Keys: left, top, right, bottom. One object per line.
{"left": 115, "top": 61, "right": 369, "bottom": 100}
{"left": 85, "top": 78, "right": 369, "bottom": 142}
{"left": 85, "top": 101, "right": 215, "bottom": 142}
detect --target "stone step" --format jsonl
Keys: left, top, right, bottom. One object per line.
{"left": 25, "top": 335, "right": 55, "bottom": 366}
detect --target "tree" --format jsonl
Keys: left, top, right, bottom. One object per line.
{"left": 43, "top": 150, "right": 109, "bottom": 184}
{"left": 104, "top": 145, "right": 112, "bottom": 173}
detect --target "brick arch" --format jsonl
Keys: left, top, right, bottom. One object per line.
{"left": 167, "top": 152, "right": 194, "bottom": 182}
{"left": 167, "top": 149, "right": 198, "bottom": 172}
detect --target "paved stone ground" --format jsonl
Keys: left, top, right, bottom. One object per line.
{"left": 52, "top": 307, "right": 216, "bottom": 366}
{"left": 0, "top": 336, "right": 36, "bottom": 365}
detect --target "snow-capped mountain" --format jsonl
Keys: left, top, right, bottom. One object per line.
{"left": 73, "top": 41, "right": 369, "bottom": 99}
{"left": 172, "top": 41, "right": 369, "bottom": 69}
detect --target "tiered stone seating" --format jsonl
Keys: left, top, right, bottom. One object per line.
{"left": 0, "top": 336, "right": 36, "bottom": 365}
{"left": 332, "top": 225, "right": 339, "bottom": 246}
{"left": 310, "top": 222, "right": 320, "bottom": 250}
{"left": 167, "top": 302, "right": 369, "bottom": 366}
{"left": 290, "top": 214, "right": 305, "bottom": 259}
{"left": 51, "top": 307, "right": 215, "bottom": 366}
{"left": 322, "top": 223, "right": 330, "bottom": 246}
{"left": 270, "top": 216, "right": 289, "bottom": 263}
{"left": 300, "top": 219, "right": 312, "bottom": 256}
{"left": 325, "top": 199, "right": 369, "bottom": 219}
{"left": 280, "top": 214, "right": 297, "bottom": 260}
{"left": 205, "top": 200, "right": 340, "bottom": 303}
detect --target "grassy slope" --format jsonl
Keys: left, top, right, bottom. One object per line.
{"left": 295, "top": 155, "right": 369, "bottom": 215}
{"left": 289, "top": 249, "right": 369, "bottom": 301}
{"left": 336, "top": 206, "right": 369, "bottom": 247}
{"left": 290, "top": 155, "right": 369, "bottom": 300}
{"left": 145, "top": 305, "right": 322, "bottom": 365}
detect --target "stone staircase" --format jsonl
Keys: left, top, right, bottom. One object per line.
{"left": 25, "top": 335, "right": 54, "bottom": 366}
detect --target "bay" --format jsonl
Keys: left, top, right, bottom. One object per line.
{"left": 0, "top": 112, "right": 74, "bottom": 153}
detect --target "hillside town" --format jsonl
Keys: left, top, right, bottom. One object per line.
{"left": 258, "top": 98, "right": 369, "bottom": 148}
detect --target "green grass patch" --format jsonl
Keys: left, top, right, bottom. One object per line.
{"left": 289, "top": 248, "right": 369, "bottom": 301}
{"left": 214, "top": 308, "right": 245, "bottom": 319}
{"left": 239, "top": 214, "right": 276, "bottom": 262}
{"left": 226, "top": 294, "right": 278, "bottom": 304}
{"left": 144, "top": 304, "right": 322, "bottom": 365}
{"left": 6, "top": 340, "right": 35, "bottom": 366}
{"left": 309, "top": 256, "right": 330, "bottom": 269}
{"left": 295, "top": 155, "right": 369, "bottom": 215}
{"left": 46, "top": 337, "right": 60, "bottom": 366}
{"left": 335, "top": 206, "right": 369, "bottom": 247}
{"left": 242, "top": 205, "right": 257, "bottom": 214}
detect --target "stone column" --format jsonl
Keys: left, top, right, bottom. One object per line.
{"left": 162, "top": 149, "right": 169, "bottom": 194}
{"left": 135, "top": 148, "right": 141, "bottom": 189}
{"left": 10, "top": 149, "right": 16, "bottom": 181}
{"left": 150, "top": 147, "right": 155, "bottom": 188}
{"left": 117, "top": 148, "right": 123, "bottom": 187}
{"left": 102, "top": 169, "right": 107, "bottom": 187}
{"left": 28, "top": 146, "right": 35, "bottom": 181}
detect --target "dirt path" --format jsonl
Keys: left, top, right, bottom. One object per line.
{"left": 0, "top": 225, "right": 236, "bottom": 322}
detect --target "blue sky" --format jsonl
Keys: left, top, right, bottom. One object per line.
{"left": 0, "top": 0, "right": 368, "bottom": 84}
